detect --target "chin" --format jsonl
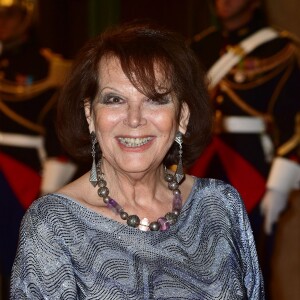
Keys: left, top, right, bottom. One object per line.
{"left": 118, "top": 159, "right": 155, "bottom": 174}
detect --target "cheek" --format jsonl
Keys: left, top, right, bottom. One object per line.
{"left": 93, "top": 109, "right": 120, "bottom": 131}
{"left": 93, "top": 114, "right": 117, "bottom": 155}
{"left": 151, "top": 110, "right": 177, "bottom": 133}
{"left": 93, "top": 107, "right": 177, "bottom": 136}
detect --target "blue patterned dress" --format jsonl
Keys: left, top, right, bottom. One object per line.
{"left": 10, "top": 178, "right": 264, "bottom": 299}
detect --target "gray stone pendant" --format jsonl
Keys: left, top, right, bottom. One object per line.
{"left": 89, "top": 158, "right": 98, "bottom": 187}
{"left": 174, "top": 131, "right": 184, "bottom": 183}
{"left": 89, "top": 131, "right": 98, "bottom": 187}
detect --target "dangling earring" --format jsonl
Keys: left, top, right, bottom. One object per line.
{"left": 89, "top": 131, "right": 98, "bottom": 187}
{"left": 174, "top": 131, "right": 184, "bottom": 183}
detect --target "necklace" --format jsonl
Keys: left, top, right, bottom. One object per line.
{"left": 96, "top": 162, "right": 182, "bottom": 231}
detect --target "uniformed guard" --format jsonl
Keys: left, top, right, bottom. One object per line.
{"left": 188, "top": 0, "right": 300, "bottom": 297}
{"left": 0, "top": 0, "right": 77, "bottom": 296}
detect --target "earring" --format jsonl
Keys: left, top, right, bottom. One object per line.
{"left": 89, "top": 131, "right": 98, "bottom": 187}
{"left": 174, "top": 131, "right": 184, "bottom": 183}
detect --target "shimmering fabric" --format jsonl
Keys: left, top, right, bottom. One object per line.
{"left": 10, "top": 178, "right": 265, "bottom": 299}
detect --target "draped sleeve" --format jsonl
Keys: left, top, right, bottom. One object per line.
{"left": 10, "top": 201, "right": 77, "bottom": 299}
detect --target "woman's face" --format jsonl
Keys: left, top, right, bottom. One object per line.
{"left": 85, "top": 56, "right": 189, "bottom": 175}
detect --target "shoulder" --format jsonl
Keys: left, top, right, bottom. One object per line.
{"left": 191, "top": 26, "right": 219, "bottom": 44}
{"left": 253, "top": 26, "right": 300, "bottom": 57}
{"left": 27, "top": 193, "right": 69, "bottom": 213}
{"left": 20, "top": 193, "right": 93, "bottom": 247}
{"left": 193, "top": 177, "right": 241, "bottom": 198}
{"left": 188, "top": 26, "right": 222, "bottom": 69}
{"left": 191, "top": 177, "right": 245, "bottom": 216}
{"left": 22, "top": 194, "right": 75, "bottom": 229}
{"left": 183, "top": 178, "right": 250, "bottom": 242}
{"left": 189, "top": 26, "right": 221, "bottom": 50}
{"left": 275, "top": 26, "right": 300, "bottom": 46}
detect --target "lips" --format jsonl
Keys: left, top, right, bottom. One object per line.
{"left": 117, "top": 137, "right": 153, "bottom": 147}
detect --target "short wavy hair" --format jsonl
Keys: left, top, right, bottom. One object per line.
{"left": 57, "top": 21, "right": 212, "bottom": 168}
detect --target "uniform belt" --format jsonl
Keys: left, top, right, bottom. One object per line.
{"left": 221, "top": 116, "right": 273, "bottom": 162}
{"left": 222, "top": 116, "right": 266, "bottom": 133}
{"left": 0, "top": 132, "right": 46, "bottom": 162}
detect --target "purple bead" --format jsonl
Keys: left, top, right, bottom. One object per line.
{"left": 157, "top": 217, "right": 170, "bottom": 231}
{"left": 107, "top": 198, "right": 123, "bottom": 214}
{"left": 173, "top": 194, "right": 182, "bottom": 210}
{"left": 116, "top": 207, "right": 124, "bottom": 213}
{"left": 108, "top": 198, "right": 118, "bottom": 207}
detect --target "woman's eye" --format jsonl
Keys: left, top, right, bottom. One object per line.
{"left": 101, "top": 95, "right": 123, "bottom": 104}
{"left": 148, "top": 95, "right": 172, "bottom": 105}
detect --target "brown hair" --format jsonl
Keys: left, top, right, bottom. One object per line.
{"left": 57, "top": 21, "right": 212, "bottom": 168}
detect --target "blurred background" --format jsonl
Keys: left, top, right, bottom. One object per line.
{"left": 37, "top": 0, "right": 211, "bottom": 59}
{"left": 36, "top": 0, "right": 300, "bottom": 59}
{"left": 1, "top": 0, "right": 299, "bottom": 299}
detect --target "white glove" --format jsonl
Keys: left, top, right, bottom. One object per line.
{"left": 260, "top": 157, "right": 300, "bottom": 235}
{"left": 41, "top": 158, "right": 77, "bottom": 195}
{"left": 260, "top": 189, "right": 289, "bottom": 235}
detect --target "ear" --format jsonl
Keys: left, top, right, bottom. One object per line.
{"left": 84, "top": 99, "right": 95, "bottom": 132}
{"left": 179, "top": 102, "right": 190, "bottom": 135}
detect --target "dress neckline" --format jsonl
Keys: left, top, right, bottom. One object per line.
{"left": 52, "top": 177, "right": 198, "bottom": 233}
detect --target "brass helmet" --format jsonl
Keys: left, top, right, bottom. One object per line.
{"left": 0, "top": 0, "right": 37, "bottom": 43}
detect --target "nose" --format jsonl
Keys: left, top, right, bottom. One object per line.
{"left": 123, "top": 104, "right": 147, "bottom": 128}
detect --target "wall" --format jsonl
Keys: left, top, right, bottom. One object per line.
{"left": 266, "top": 0, "right": 300, "bottom": 38}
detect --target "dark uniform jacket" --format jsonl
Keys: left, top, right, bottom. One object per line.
{"left": 0, "top": 34, "right": 72, "bottom": 278}
{"left": 189, "top": 17, "right": 300, "bottom": 212}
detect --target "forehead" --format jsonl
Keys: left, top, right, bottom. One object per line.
{"left": 98, "top": 56, "right": 133, "bottom": 91}
{"left": 98, "top": 55, "right": 171, "bottom": 89}
{"left": 99, "top": 55, "right": 123, "bottom": 78}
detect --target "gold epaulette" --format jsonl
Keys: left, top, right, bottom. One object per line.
{"left": 227, "top": 43, "right": 296, "bottom": 89}
{"left": 40, "top": 48, "right": 73, "bottom": 88}
{"left": 0, "top": 48, "right": 73, "bottom": 100}
{"left": 191, "top": 26, "right": 217, "bottom": 43}
{"left": 276, "top": 27, "right": 300, "bottom": 47}
{"left": 277, "top": 113, "right": 300, "bottom": 156}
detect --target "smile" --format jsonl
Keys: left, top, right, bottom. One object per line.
{"left": 118, "top": 137, "right": 152, "bottom": 147}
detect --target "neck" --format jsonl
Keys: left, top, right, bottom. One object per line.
{"left": 95, "top": 160, "right": 182, "bottom": 231}
{"left": 223, "top": 18, "right": 251, "bottom": 31}
{"left": 100, "top": 159, "right": 167, "bottom": 207}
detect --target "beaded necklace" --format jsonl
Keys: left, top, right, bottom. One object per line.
{"left": 96, "top": 162, "right": 182, "bottom": 231}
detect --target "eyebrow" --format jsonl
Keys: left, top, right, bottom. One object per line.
{"left": 99, "top": 86, "right": 120, "bottom": 94}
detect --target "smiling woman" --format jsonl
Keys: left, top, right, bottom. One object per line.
{"left": 56, "top": 21, "right": 211, "bottom": 169}
{"left": 10, "top": 21, "right": 265, "bottom": 299}
{"left": 84, "top": 55, "right": 183, "bottom": 176}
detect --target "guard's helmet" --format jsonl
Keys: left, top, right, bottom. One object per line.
{"left": 0, "top": 0, "right": 36, "bottom": 42}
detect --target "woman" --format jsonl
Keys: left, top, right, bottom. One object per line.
{"left": 10, "top": 22, "right": 264, "bottom": 299}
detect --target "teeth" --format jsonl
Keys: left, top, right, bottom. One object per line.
{"left": 118, "top": 137, "right": 152, "bottom": 147}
